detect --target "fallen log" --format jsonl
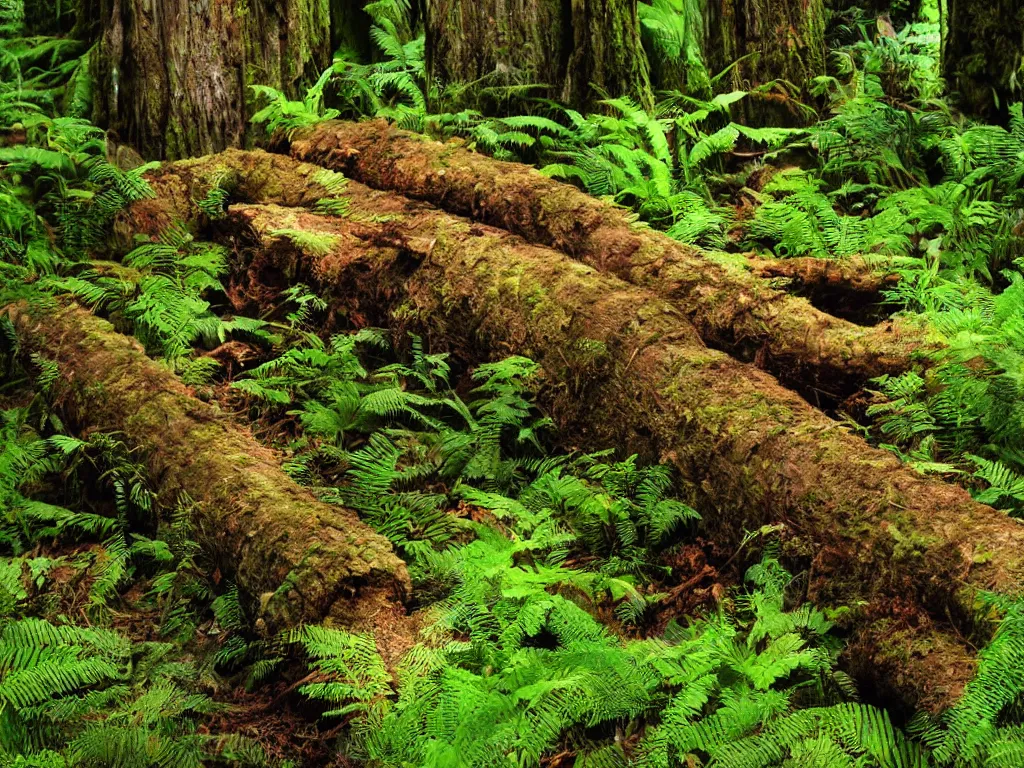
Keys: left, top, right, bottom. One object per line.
{"left": 6, "top": 302, "right": 410, "bottom": 634}
{"left": 746, "top": 255, "right": 902, "bottom": 325}
{"left": 289, "top": 120, "right": 938, "bottom": 401}
{"left": 217, "top": 195, "right": 1024, "bottom": 714}
{"left": 114, "top": 148, "right": 347, "bottom": 249}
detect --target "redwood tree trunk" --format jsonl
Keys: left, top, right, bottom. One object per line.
{"left": 425, "top": 0, "right": 654, "bottom": 112}
{"left": 91, "top": 0, "right": 333, "bottom": 160}
{"left": 942, "top": 0, "right": 1024, "bottom": 121}
{"left": 704, "top": 0, "right": 827, "bottom": 123}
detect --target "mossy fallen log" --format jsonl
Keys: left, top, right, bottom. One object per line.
{"left": 218, "top": 195, "right": 1024, "bottom": 714}
{"left": 6, "top": 302, "right": 410, "bottom": 633}
{"left": 114, "top": 148, "right": 345, "bottom": 250}
{"left": 289, "top": 120, "right": 937, "bottom": 400}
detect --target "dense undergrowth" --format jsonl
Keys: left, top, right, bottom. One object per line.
{"left": 5, "top": 0, "right": 1024, "bottom": 766}
{"left": 6, "top": 302, "right": 1024, "bottom": 767}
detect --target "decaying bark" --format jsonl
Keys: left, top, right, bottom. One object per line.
{"left": 290, "top": 120, "right": 936, "bottom": 401}
{"left": 6, "top": 302, "right": 410, "bottom": 633}
{"left": 747, "top": 255, "right": 901, "bottom": 323}
{"left": 213, "top": 191, "right": 1024, "bottom": 714}
{"left": 748, "top": 255, "right": 901, "bottom": 295}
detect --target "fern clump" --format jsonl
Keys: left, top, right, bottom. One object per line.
{"left": 55, "top": 224, "right": 275, "bottom": 363}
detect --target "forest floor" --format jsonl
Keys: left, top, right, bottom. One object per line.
{"left": 3, "top": 119, "right": 1023, "bottom": 766}
{"left": 7, "top": 6, "right": 1024, "bottom": 766}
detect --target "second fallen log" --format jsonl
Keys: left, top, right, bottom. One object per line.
{"left": 7, "top": 302, "right": 411, "bottom": 634}
{"left": 290, "top": 120, "right": 937, "bottom": 400}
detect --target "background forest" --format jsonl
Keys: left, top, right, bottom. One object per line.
{"left": 4, "top": 0, "right": 1024, "bottom": 766}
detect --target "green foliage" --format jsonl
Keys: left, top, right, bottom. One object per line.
{"left": 251, "top": 66, "right": 341, "bottom": 140}
{"left": 639, "top": 0, "right": 711, "bottom": 97}
{"left": 0, "top": 119, "right": 155, "bottom": 286}
{"left": 54, "top": 224, "right": 275, "bottom": 362}
{"left": 291, "top": 552, "right": 874, "bottom": 768}
{"left": 0, "top": 612, "right": 267, "bottom": 767}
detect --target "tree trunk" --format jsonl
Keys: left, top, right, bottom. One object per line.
{"left": 941, "top": 0, "right": 1024, "bottom": 121}
{"left": 703, "top": 0, "right": 827, "bottom": 123}
{"left": 6, "top": 302, "right": 410, "bottom": 635}
{"left": 91, "top": 0, "right": 333, "bottom": 160}
{"left": 290, "top": 120, "right": 935, "bottom": 402}
{"left": 425, "top": 0, "right": 654, "bottom": 112}
{"left": 213, "top": 192, "right": 1024, "bottom": 715}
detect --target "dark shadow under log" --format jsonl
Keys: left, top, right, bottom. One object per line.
{"left": 211, "top": 191, "right": 1024, "bottom": 715}
{"left": 6, "top": 302, "right": 410, "bottom": 637}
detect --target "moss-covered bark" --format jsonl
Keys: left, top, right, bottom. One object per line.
{"left": 91, "top": 0, "right": 333, "bottom": 159}
{"left": 942, "top": 0, "right": 1024, "bottom": 120}
{"left": 114, "top": 149, "right": 340, "bottom": 250}
{"left": 6, "top": 302, "right": 410, "bottom": 632}
{"left": 748, "top": 255, "right": 900, "bottom": 295}
{"left": 216, "top": 194, "right": 1024, "bottom": 713}
{"left": 290, "top": 120, "right": 935, "bottom": 400}
{"left": 425, "top": 0, "right": 654, "bottom": 112}
{"left": 747, "top": 255, "right": 901, "bottom": 323}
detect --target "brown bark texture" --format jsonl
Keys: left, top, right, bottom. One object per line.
{"left": 184, "top": 167, "right": 1024, "bottom": 714}
{"left": 6, "top": 302, "right": 410, "bottom": 633}
{"left": 425, "top": 0, "right": 654, "bottom": 112}
{"left": 748, "top": 255, "right": 901, "bottom": 296}
{"left": 747, "top": 255, "right": 902, "bottom": 324}
{"left": 91, "top": 0, "right": 333, "bottom": 160}
{"left": 702, "top": 0, "right": 827, "bottom": 124}
{"left": 290, "top": 120, "right": 936, "bottom": 401}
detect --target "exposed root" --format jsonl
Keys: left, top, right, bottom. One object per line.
{"left": 290, "top": 120, "right": 938, "bottom": 400}
{"left": 6, "top": 302, "right": 411, "bottom": 636}
{"left": 216, "top": 194, "right": 1024, "bottom": 714}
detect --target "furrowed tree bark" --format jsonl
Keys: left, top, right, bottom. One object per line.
{"left": 91, "top": 0, "right": 333, "bottom": 159}
{"left": 941, "top": 0, "right": 1024, "bottom": 121}
{"left": 424, "top": 0, "right": 654, "bottom": 112}
{"left": 6, "top": 302, "right": 410, "bottom": 633}
{"left": 747, "top": 255, "right": 901, "bottom": 323}
{"left": 290, "top": 120, "right": 935, "bottom": 401}
{"left": 212, "top": 191, "right": 1024, "bottom": 714}
{"left": 748, "top": 255, "right": 900, "bottom": 296}
{"left": 702, "top": 0, "right": 827, "bottom": 124}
